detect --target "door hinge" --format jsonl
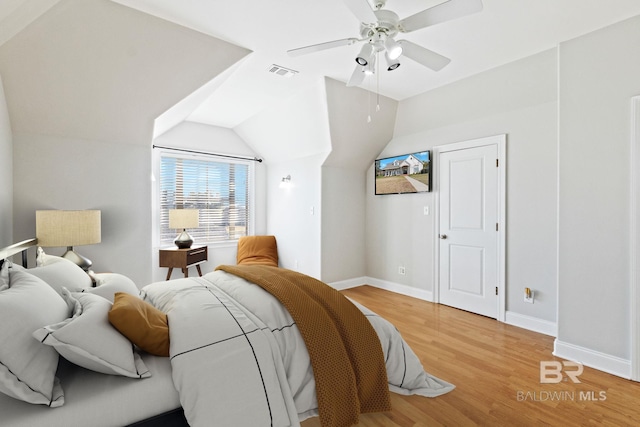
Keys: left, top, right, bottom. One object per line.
{"left": 496, "top": 159, "right": 499, "bottom": 167}
{"left": 496, "top": 223, "right": 499, "bottom": 231}
{"left": 495, "top": 287, "right": 498, "bottom": 295}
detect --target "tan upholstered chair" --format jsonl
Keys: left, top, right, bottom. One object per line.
{"left": 236, "top": 235, "right": 279, "bottom": 267}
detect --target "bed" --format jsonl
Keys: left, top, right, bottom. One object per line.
{"left": 0, "top": 238, "right": 454, "bottom": 427}
{"left": 0, "top": 239, "right": 186, "bottom": 427}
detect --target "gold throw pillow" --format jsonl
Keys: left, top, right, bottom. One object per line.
{"left": 108, "top": 292, "right": 170, "bottom": 357}
{"left": 236, "top": 235, "right": 278, "bottom": 267}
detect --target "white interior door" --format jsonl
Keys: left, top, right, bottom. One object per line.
{"left": 438, "top": 140, "right": 502, "bottom": 319}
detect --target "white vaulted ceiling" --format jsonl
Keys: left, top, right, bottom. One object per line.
{"left": 4, "top": 0, "right": 640, "bottom": 128}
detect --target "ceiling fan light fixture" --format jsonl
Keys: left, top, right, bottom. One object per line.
{"left": 355, "top": 43, "right": 374, "bottom": 66}
{"left": 364, "top": 55, "right": 376, "bottom": 75}
{"left": 384, "top": 37, "right": 403, "bottom": 60}
{"left": 385, "top": 51, "right": 400, "bottom": 71}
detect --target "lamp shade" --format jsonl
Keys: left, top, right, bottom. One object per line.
{"left": 169, "top": 209, "right": 199, "bottom": 229}
{"left": 36, "top": 210, "right": 101, "bottom": 247}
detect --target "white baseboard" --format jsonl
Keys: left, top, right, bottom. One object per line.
{"left": 327, "top": 276, "right": 433, "bottom": 301}
{"left": 328, "top": 277, "right": 367, "bottom": 290}
{"left": 505, "top": 311, "right": 557, "bottom": 337}
{"left": 363, "top": 277, "right": 433, "bottom": 302}
{"left": 554, "top": 339, "right": 631, "bottom": 379}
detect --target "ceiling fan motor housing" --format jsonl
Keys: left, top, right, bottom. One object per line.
{"left": 361, "top": 9, "right": 400, "bottom": 49}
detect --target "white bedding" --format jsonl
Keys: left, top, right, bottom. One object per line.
{"left": 0, "top": 354, "right": 180, "bottom": 427}
{"left": 142, "top": 270, "right": 455, "bottom": 427}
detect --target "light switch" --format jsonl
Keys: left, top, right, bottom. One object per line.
{"left": 424, "top": 206, "right": 429, "bottom": 215}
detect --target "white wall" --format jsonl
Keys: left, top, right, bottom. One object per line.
{"left": 557, "top": 14, "right": 640, "bottom": 363}
{"left": 151, "top": 121, "right": 267, "bottom": 282}
{"left": 266, "top": 154, "right": 325, "bottom": 279}
{"left": 320, "top": 78, "right": 398, "bottom": 284}
{"left": 13, "top": 133, "right": 151, "bottom": 284}
{"left": 0, "top": 75, "right": 12, "bottom": 247}
{"left": 365, "top": 162, "right": 438, "bottom": 297}
{"left": 367, "top": 49, "right": 559, "bottom": 326}
{"left": 321, "top": 166, "right": 366, "bottom": 283}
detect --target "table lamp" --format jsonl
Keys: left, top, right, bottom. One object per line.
{"left": 169, "top": 209, "right": 199, "bottom": 249}
{"left": 35, "top": 210, "right": 102, "bottom": 271}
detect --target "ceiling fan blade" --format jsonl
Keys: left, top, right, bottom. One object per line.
{"left": 399, "top": 0, "right": 483, "bottom": 33}
{"left": 343, "top": 0, "right": 378, "bottom": 24}
{"left": 398, "top": 40, "right": 451, "bottom": 71}
{"left": 347, "top": 65, "right": 366, "bottom": 87}
{"left": 287, "top": 38, "right": 359, "bottom": 57}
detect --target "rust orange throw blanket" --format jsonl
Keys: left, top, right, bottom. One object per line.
{"left": 217, "top": 265, "right": 391, "bottom": 427}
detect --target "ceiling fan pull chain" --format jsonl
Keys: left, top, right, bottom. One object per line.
{"left": 376, "top": 51, "right": 381, "bottom": 112}
{"left": 367, "top": 84, "right": 372, "bottom": 123}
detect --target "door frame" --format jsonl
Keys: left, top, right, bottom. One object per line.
{"left": 432, "top": 135, "right": 507, "bottom": 322}
{"left": 631, "top": 96, "right": 640, "bottom": 381}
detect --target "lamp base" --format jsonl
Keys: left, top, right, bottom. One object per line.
{"left": 62, "top": 247, "right": 93, "bottom": 271}
{"left": 174, "top": 230, "right": 193, "bottom": 249}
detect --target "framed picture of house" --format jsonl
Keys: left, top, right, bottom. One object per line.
{"left": 374, "top": 151, "right": 431, "bottom": 195}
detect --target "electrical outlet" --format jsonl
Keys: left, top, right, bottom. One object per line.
{"left": 524, "top": 288, "right": 534, "bottom": 304}
{"left": 398, "top": 266, "right": 406, "bottom": 275}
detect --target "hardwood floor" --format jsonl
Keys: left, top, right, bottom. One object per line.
{"left": 301, "top": 286, "right": 640, "bottom": 427}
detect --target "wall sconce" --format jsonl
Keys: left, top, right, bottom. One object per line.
{"left": 280, "top": 175, "right": 292, "bottom": 189}
{"left": 35, "top": 210, "right": 102, "bottom": 271}
{"left": 169, "top": 209, "right": 199, "bottom": 249}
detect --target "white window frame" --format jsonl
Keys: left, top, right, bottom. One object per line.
{"left": 152, "top": 147, "right": 255, "bottom": 249}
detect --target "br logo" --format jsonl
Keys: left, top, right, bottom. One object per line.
{"left": 540, "top": 361, "right": 583, "bottom": 384}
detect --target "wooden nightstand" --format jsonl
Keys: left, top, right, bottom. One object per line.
{"left": 159, "top": 246, "right": 208, "bottom": 281}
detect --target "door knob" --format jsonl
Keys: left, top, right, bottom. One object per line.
{"left": 440, "top": 234, "right": 447, "bottom": 239}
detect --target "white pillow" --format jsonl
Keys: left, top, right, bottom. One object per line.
{"left": 83, "top": 273, "right": 140, "bottom": 302}
{"left": 33, "top": 290, "right": 151, "bottom": 379}
{"left": 36, "top": 247, "right": 66, "bottom": 267}
{"left": 0, "top": 260, "right": 9, "bottom": 291}
{"left": 36, "top": 246, "right": 48, "bottom": 267}
{"left": 26, "top": 256, "right": 92, "bottom": 295}
{"left": 0, "top": 269, "right": 68, "bottom": 407}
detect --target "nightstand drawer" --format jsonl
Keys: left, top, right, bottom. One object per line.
{"left": 186, "top": 247, "right": 208, "bottom": 265}
{"left": 159, "top": 245, "right": 209, "bottom": 280}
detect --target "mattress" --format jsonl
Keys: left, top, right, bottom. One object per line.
{"left": 0, "top": 353, "right": 181, "bottom": 427}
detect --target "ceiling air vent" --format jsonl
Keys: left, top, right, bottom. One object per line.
{"left": 268, "top": 64, "right": 298, "bottom": 78}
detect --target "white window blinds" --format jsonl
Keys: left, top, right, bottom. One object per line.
{"left": 159, "top": 153, "right": 252, "bottom": 246}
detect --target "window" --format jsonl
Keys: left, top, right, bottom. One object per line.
{"left": 158, "top": 152, "right": 253, "bottom": 246}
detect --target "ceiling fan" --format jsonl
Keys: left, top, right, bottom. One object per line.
{"left": 287, "top": 0, "right": 483, "bottom": 87}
